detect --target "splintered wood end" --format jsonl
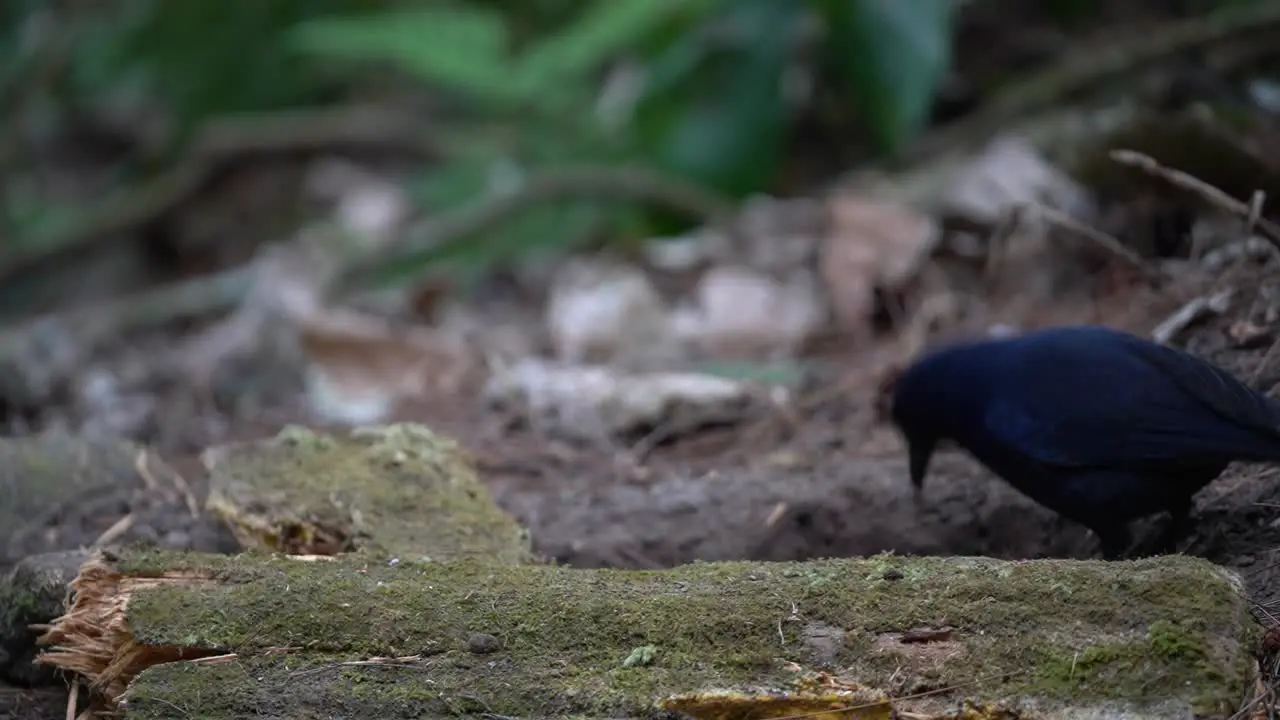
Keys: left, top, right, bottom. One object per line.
{"left": 34, "top": 553, "right": 220, "bottom": 710}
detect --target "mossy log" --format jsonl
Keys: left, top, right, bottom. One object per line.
{"left": 0, "top": 430, "right": 192, "bottom": 564}
{"left": 34, "top": 548, "right": 1258, "bottom": 719}
{"left": 1, "top": 423, "right": 532, "bottom": 698}
{"left": 0, "top": 549, "right": 91, "bottom": 685}
{"left": 203, "top": 424, "right": 533, "bottom": 563}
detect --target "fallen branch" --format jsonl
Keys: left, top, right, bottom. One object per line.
{"left": 0, "top": 104, "right": 441, "bottom": 283}
{"left": 0, "top": 423, "right": 530, "bottom": 698}
{"left": 0, "top": 266, "right": 253, "bottom": 408}
{"left": 1109, "top": 148, "right": 1280, "bottom": 253}
{"left": 32, "top": 549, "right": 1257, "bottom": 719}
{"left": 898, "top": 0, "right": 1280, "bottom": 167}
{"left": 1150, "top": 289, "right": 1235, "bottom": 345}
{"left": 1035, "top": 203, "right": 1150, "bottom": 273}
{"left": 333, "top": 164, "right": 739, "bottom": 294}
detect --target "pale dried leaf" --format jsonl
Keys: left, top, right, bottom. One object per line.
{"left": 168, "top": 243, "right": 325, "bottom": 384}
{"left": 821, "top": 192, "right": 940, "bottom": 331}
{"left": 484, "top": 358, "right": 759, "bottom": 440}
{"left": 676, "top": 266, "right": 827, "bottom": 358}
{"left": 939, "top": 136, "right": 1096, "bottom": 224}
{"left": 299, "top": 308, "right": 475, "bottom": 426}
{"left": 307, "top": 158, "right": 409, "bottom": 245}
{"left": 642, "top": 230, "right": 726, "bottom": 272}
{"left": 545, "top": 257, "right": 682, "bottom": 367}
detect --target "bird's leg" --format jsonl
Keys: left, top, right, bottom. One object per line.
{"left": 1155, "top": 500, "right": 1193, "bottom": 555}
{"left": 1094, "top": 526, "right": 1133, "bottom": 561}
{"left": 911, "top": 483, "right": 925, "bottom": 505}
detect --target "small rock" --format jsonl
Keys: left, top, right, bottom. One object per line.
{"left": 485, "top": 358, "right": 759, "bottom": 440}
{"left": 306, "top": 158, "right": 409, "bottom": 247}
{"left": 130, "top": 524, "right": 160, "bottom": 545}
{"left": 467, "top": 632, "right": 501, "bottom": 654}
{"left": 545, "top": 257, "right": 680, "bottom": 367}
{"left": 1201, "top": 236, "right": 1272, "bottom": 272}
{"left": 674, "top": 266, "right": 827, "bottom": 358}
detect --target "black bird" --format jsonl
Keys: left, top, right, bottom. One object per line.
{"left": 888, "top": 324, "right": 1280, "bottom": 559}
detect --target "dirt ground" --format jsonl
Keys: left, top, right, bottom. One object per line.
{"left": 459, "top": 330, "right": 1280, "bottom": 603}
{"left": 10, "top": 286, "right": 1280, "bottom": 607}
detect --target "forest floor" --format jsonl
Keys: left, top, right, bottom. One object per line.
{"left": 13, "top": 260, "right": 1280, "bottom": 615}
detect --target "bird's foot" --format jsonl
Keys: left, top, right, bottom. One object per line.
{"left": 1095, "top": 530, "right": 1133, "bottom": 561}
{"left": 1094, "top": 507, "right": 1193, "bottom": 560}
{"left": 1121, "top": 506, "right": 1194, "bottom": 558}
{"left": 1148, "top": 512, "right": 1193, "bottom": 556}
{"left": 910, "top": 485, "right": 925, "bottom": 505}
{"left": 1124, "top": 526, "right": 1189, "bottom": 559}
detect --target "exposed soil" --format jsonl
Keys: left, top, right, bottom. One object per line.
{"left": 9, "top": 289, "right": 1280, "bottom": 610}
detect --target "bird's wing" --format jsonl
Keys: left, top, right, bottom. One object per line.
{"left": 1124, "top": 336, "right": 1280, "bottom": 433}
{"left": 982, "top": 339, "right": 1280, "bottom": 469}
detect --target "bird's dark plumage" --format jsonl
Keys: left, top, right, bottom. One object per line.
{"left": 889, "top": 324, "right": 1280, "bottom": 559}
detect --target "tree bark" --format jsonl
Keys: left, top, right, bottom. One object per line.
{"left": 34, "top": 548, "right": 1258, "bottom": 720}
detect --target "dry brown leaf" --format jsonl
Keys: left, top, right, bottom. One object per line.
{"left": 820, "top": 193, "right": 940, "bottom": 333}
{"left": 299, "top": 308, "right": 475, "bottom": 426}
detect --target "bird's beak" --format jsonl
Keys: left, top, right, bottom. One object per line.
{"left": 908, "top": 438, "right": 936, "bottom": 500}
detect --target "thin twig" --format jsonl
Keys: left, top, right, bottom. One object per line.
{"left": 1109, "top": 149, "right": 1280, "bottom": 252}
{"left": 90, "top": 513, "right": 134, "bottom": 549}
{"left": 336, "top": 165, "right": 739, "bottom": 294}
{"left": 0, "top": 105, "right": 440, "bottom": 282}
{"left": 900, "top": 0, "right": 1280, "bottom": 166}
{"left": 1036, "top": 203, "right": 1154, "bottom": 274}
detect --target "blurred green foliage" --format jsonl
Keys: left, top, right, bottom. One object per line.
{"left": 1, "top": 0, "right": 958, "bottom": 278}
{"left": 290, "top": 0, "right": 955, "bottom": 192}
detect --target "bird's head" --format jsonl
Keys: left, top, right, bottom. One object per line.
{"left": 885, "top": 328, "right": 1021, "bottom": 496}
{"left": 879, "top": 360, "right": 942, "bottom": 495}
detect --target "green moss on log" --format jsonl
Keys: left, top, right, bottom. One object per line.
{"left": 107, "top": 550, "right": 1256, "bottom": 719}
{"left": 203, "top": 423, "right": 532, "bottom": 563}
